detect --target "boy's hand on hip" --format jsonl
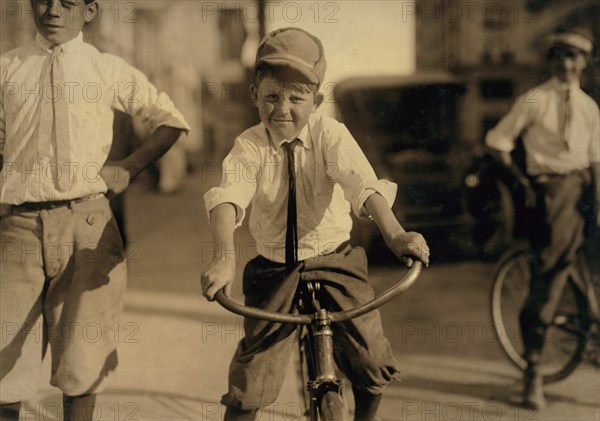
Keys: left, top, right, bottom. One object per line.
{"left": 201, "top": 257, "right": 235, "bottom": 301}
{"left": 386, "top": 231, "right": 430, "bottom": 267}
{"left": 101, "top": 161, "right": 133, "bottom": 198}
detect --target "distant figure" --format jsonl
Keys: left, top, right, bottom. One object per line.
{"left": 0, "top": 1, "right": 190, "bottom": 419}
{"left": 485, "top": 27, "right": 599, "bottom": 409}
{"left": 200, "top": 27, "right": 430, "bottom": 421}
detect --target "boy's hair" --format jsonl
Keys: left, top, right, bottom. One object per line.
{"left": 255, "top": 64, "right": 319, "bottom": 99}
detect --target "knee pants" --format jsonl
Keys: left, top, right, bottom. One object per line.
{"left": 221, "top": 245, "right": 400, "bottom": 411}
{"left": 0, "top": 197, "right": 127, "bottom": 402}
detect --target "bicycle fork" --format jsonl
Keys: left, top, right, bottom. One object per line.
{"left": 307, "top": 309, "right": 346, "bottom": 420}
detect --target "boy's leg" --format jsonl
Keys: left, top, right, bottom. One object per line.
{"left": 42, "top": 199, "right": 127, "bottom": 396}
{"left": 63, "top": 394, "right": 96, "bottom": 421}
{"left": 221, "top": 257, "right": 300, "bottom": 413}
{"left": 302, "top": 246, "right": 399, "bottom": 418}
{"left": 520, "top": 173, "right": 588, "bottom": 409}
{"left": 0, "top": 403, "right": 21, "bottom": 421}
{"left": 352, "top": 387, "right": 382, "bottom": 421}
{"left": 0, "top": 210, "right": 47, "bottom": 404}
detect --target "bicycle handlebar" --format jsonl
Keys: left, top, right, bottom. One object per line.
{"left": 215, "top": 261, "right": 422, "bottom": 325}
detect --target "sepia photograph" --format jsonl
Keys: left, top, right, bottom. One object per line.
{"left": 0, "top": 0, "right": 598, "bottom": 420}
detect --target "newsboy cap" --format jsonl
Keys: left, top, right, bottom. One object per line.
{"left": 547, "top": 27, "right": 594, "bottom": 56}
{"left": 255, "top": 27, "right": 327, "bottom": 85}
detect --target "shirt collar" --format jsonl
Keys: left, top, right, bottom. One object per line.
{"left": 548, "top": 76, "right": 579, "bottom": 94}
{"left": 267, "top": 120, "right": 313, "bottom": 155}
{"left": 35, "top": 32, "right": 84, "bottom": 53}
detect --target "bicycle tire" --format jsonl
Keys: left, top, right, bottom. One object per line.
{"left": 319, "top": 391, "right": 346, "bottom": 421}
{"left": 491, "top": 247, "right": 590, "bottom": 383}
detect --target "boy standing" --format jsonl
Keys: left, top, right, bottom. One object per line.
{"left": 486, "top": 27, "right": 599, "bottom": 409}
{"left": 201, "top": 27, "right": 429, "bottom": 421}
{"left": 0, "top": 1, "right": 190, "bottom": 419}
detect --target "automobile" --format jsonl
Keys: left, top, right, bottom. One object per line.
{"left": 334, "top": 72, "right": 513, "bottom": 262}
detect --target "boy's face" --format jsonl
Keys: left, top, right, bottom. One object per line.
{"left": 549, "top": 45, "right": 588, "bottom": 84}
{"left": 31, "top": 0, "right": 98, "bottom": 45}
{"left": 251, "top": 75, "right": 323, "bottom": 142}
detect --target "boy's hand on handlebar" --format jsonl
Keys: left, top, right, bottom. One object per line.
{"left": 385, "top": 231, "right": 429, "bottom": 267}
{"left": 201, "top": 257, "right": 235, "bottom": 301}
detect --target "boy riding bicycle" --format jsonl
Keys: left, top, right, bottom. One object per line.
{"left": 485, "top": 27, "right": 599, "bottom": 409}
{"left": 200, "top": 27, "right": 430, "bottom": 421}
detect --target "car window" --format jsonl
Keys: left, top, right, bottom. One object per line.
{"left": 337, "top": 83, "right": 466, "bottom": 154}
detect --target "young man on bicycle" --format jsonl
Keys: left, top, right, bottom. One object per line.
{"left": 485, "top": 27, "right": 599, "bottom": 409}
{"left": 200, "top": 27, "right": 430, "bottom": 421}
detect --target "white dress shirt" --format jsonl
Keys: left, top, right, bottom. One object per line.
{"left": 204, "top": 114, "right": 397, "bottom": 263}
{"left": 0, "top": 33, "right": 190, "bottom": 204}
{"left": 486, "top": 77, "right": 599, "bottom": 176}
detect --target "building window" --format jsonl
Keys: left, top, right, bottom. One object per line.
{"left": 219, "top": 8, "right": 246, "bottom": 61}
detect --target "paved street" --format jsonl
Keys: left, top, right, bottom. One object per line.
{"left": 25, "top": 170, "right": 599, "bottom": 421}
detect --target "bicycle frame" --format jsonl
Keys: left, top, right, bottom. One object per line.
{"left": 215, "top": 261, "right": 422, "bottom": 420}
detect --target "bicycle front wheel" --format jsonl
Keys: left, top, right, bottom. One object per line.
{"left": 319, "top": 391, "right": 346, "bottom": 421}
{"left": 491, "top": 247, "right": 590, "bottom": 383}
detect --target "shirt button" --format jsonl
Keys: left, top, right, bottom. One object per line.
{"left": 40, "top": 210, "right": 48, "bottom": 217}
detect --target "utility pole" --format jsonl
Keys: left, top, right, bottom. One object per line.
{"left": 258, "top": 0, "right": 266, "bottom": 39}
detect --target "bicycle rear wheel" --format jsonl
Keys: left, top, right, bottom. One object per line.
{"left": 491, "top": 247, "right": 590, "bottom": 383}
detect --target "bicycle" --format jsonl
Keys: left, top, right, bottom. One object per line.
{"left": 214, "top": 261, "right": 423, "bottom": 421}
{"left": 490, "top": 242, "right": 600, "bottom": 383}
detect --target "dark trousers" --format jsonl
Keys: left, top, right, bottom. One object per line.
{"left": 520, "top": 169, "right": 592, "bottom": 362}
{"left": 221, "top": 245, "right": 400, "bottom": 411}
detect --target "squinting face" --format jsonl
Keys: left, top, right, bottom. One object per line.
{"left": 32, "top": 0, "right": 97, "bottom": 45}
{"left": 251, "top": 76, "right": 320, "bottom": 142}
{"left": 549, "top": 47, "right": 588, "bottom": 84}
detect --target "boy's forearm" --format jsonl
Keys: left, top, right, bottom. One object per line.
{"left": 121, "top": 125, "right": 183, "bottom": 179}
{"left": 364, "top": 192, "right": 405, "bottom": 242}
{"left": 487, "top": 147, "right": 530, "bottom": 186}
{"left": 209, "top": 203, "right": 237, "bottom": 261}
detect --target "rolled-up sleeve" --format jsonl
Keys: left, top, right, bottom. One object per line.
{"left": 590, "top": 107, "right": 600, "bottom": 164}
{"left": 109, "top": 56, "right": 191, "bottom": 135}
{"left": 485, "top": 95, "right": 532, "bottom": 153}
{"left": 204, "top": 137, "right": 260, "bottom": 228}
{"left": 325, "top": 123, "right": 397, "bottom": 219}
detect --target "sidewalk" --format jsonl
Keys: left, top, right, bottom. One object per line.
{"left": 24, "top": 172, "right": 599, "bottom": 421}
{"left": 27, "top": 285, "right": 600, "bottom": 420}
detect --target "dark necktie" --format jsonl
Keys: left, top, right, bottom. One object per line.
{"left": 282, "top": 139, "right": 300, "bottom": 267}
{"left": 39, "top": 46, "right": 71, "bottom": 191}
{"left": 561, "top": 88, "right": 572, "bottom": 150}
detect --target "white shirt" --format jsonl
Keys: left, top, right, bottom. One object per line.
{"left": 0, "top": 33, "right": 190, "bottom": 204}
{"left": 486, "top": 77, "right": 600, "bottom": 176}
{"left": 204, "top": 114, "right": 397, "bottom": 263}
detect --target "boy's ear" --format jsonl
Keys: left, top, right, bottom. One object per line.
{"left": 83, "top": 2, "right": 99, "bottom": 23}
{"left": 249, "top": 84, "right": 259, "bottom": 106}
{"left": 313, "top": 92, "right": 325, "bottom": 110}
